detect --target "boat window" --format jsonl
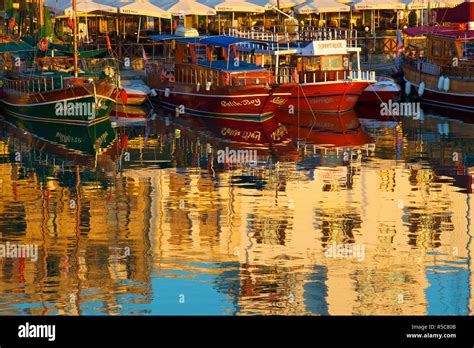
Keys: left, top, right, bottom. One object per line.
{"left": 321, "top": 56, "right": 342, "bottom": 71}
{"left": 302, "top": 57, "right": 320, "bottom": 71}
{"left": 431, "top": 40, "right": 443, "bottom": 58}
{"left": 463, "top": 42, "right": 474, "bottom": 60}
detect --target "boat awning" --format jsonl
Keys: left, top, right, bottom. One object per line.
{"left": 403, "top": 25, "right": 474, "bottom": 37}
{"left": 295, "top": 0, "right": 350, "bottom": 14}
{"left": 196, "top": 36, "right": 256, "bottom": 48}
{"left": 436, "top": 1, "right": 474, "bottom": 23}
{"left": 0, "top": 41, "right": 34, "bottom": 53}
{"left": 148, "top": 35, "right": 254, "bottom": 48}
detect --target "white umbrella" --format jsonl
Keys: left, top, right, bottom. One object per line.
{"left": 117, "top": 0, "right": 170, "bottom": 18}
{"left": 204, "top": 0, "right": 265, "bottom": 35}
{"left": 247, "top": 0, "right": 303, "bottom": 10}
{"left": 295, "top": 0, "right": 350, "bottom": 13}
{"left": 431, "top": 0, "right": 463, "bottom": 8}
{"left": 62, "top": 0, "right": 118, "bottom": 15}
{"left": 352, "top": 0, "right": 406, "bottom": 10}
{"left": 208, "top": 0, "right": 265, "bottom": 13}
{"left": 155, "top": 0, "right": 216, "bottom": 15}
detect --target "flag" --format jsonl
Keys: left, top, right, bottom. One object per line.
{"left": 396, "top": 29, "right": 404, "bottom": 53}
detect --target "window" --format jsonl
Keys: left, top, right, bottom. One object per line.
{"left": 321, "top": 56, "right": 342, "bottom": 71}
{"left": 431, "top": 40, "right": 442, "bottom": 57}
{"left": 302, "top": 57, "right": 320, "bottom": 71}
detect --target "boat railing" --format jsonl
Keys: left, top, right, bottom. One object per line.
{"left": 0, "top": 75, "right": 66, "bottom": 94}
{"left": 270, "top": 67, "right": 375, "bottom": 84}
{"left": 299, "top": 27, "right": 358, "bottom": 48}
{"left": 229, "top": 26, "right": 358, "bottom": 47}
{"left": 148, "top": 60, "right": 275, "bottom": 87}
{"left": 441, "top": 65, "right": 474, "bottom": 80}
{"left": 229, "top": 27, "right": 297, "bottom": 43}
{"left": 403, "top": 56, "right": 474, "bottom": 80}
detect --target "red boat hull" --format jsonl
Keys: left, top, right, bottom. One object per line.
{"left": 154, "top": 83, "right": 295, "bottom": 122}
{"left": 280, "top": 81, "right": 371, "bottom": 115}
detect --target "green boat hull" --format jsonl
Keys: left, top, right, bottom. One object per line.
{"left": 0, "top": 95, "right": 115, "bottom": 126}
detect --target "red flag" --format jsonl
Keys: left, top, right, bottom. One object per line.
{"left": 8, "top": 18, "right": 15, "bottom": 31}
{"left": 67, "top": 17, "right": 74, "bottom": 30}
{"left": 105, "top": 35, "right": 112, "bottom": 50}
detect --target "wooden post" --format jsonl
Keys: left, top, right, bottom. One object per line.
{"left": 73, "top": 0, "right": 79, "bottom": 78}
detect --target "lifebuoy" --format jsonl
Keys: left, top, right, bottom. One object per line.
{"left": 39, "top": 38, "right": 49, "bottom": 52}
{"left": 168, "top": 72, "right": 175, "bottom": 83}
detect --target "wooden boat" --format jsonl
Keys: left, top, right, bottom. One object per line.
{"left": 233, "top": 27, "right": 376, "bottom": 114}
{"left": 0, "top": 0, "right": 119, "bottom": 126}
{"left": 402, "top": 1, "right": 474, "bottom": 112}
{"left": 146, "top": 29, "right": 295, "bottom": 122}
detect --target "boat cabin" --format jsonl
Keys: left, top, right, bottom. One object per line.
{"left": 237, "top": 39, "right": 371, "bottom": 84}
{"left": 147, "top": 33, "right": 276, "bottom": 88}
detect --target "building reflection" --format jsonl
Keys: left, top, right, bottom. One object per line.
{"left": 0, "top": 107, "right": 472, "bottom": 315}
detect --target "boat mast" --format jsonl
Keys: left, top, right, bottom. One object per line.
{"left": 39, "top": 0, "right": 44, "bottom": 29}
{"left": 73, "top": 0, "right": 79, "bottom": 78}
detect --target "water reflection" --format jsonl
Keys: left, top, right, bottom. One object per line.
{"left": 0, "top": 105, "right": 472, "bottom": 315}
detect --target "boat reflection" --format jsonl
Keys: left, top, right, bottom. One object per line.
{"left": 0, "top": 116, "right": 119, "bottom": 169}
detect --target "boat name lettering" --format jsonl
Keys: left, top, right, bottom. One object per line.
{"left": 318, "top": 42, "right": 344, "bottom": 50}
{"left": 270, "top": 97, "right": 287, "bottom": 106}
{"left": 221, "top": 128, "right": 261, "bottom": 141}
{"left": 270, "top": 124, "right": 288, "bottom": 141}
{"left": 55, "top": 132, "right": 83, "bottom": 144}
{"left": 221, "top": 99, "right": 261, "bottom": 107}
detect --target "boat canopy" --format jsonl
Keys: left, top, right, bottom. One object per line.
{"left": 149, "top": 35, "right": 255, "bottom": 48}
{"left": 0, "top": 41, "right": 34, "bottom": 53}
{"left": 403, "top": 25, "right": 474, "bottom": 38}
{"left": 436, "top": 1, "right": 474, "bottom": 24}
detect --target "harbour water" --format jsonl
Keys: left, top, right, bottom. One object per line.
{"left": 0, "top": 106, "right": 472, "bottom": 315}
